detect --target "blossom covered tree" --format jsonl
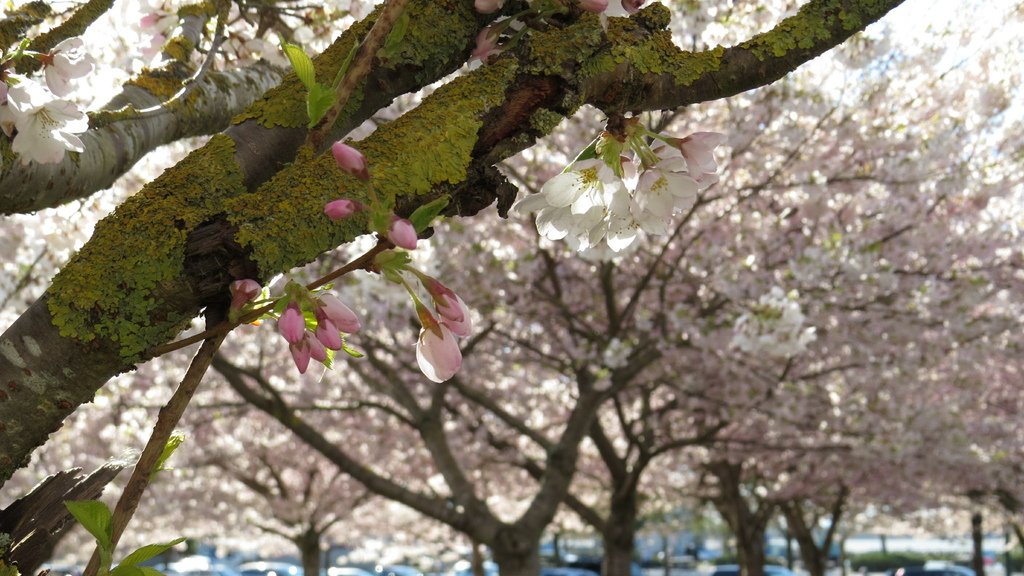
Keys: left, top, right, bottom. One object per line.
{"left": 3, "top": 0, "right": 1024, "bottom": 573}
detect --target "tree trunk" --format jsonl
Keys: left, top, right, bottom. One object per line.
{"left": 603, "top": 488, "right": 639, "bottom": 576}
{"left": 295, "top": 527, "right": 322, "bottom": 576}
{"left": 708, "top": 461, "right": 770, "bottom": 576}
{"left": 734, "top": 525, "right": 768, "bottom": 576}
{"left": 973, "top": 511, "right": 986, "bottom": 576}
{"left": 663, "top": 532, "right": 672, "bottom": 576}
{"left": 490, "top": 528, "right": 541, "bottom": 576}
{"left": 472, "top": 540, "right": 485, "bottom": 576}
{"left": 782, "top": 504, "right": 827, "bottom": 576}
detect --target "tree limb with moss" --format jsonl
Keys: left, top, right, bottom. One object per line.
{"left": 0, "top": 0, "right": 903, "bottom": 488}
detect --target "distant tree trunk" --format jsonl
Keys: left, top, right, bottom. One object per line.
{"left": 490, "top": 529, "right": 541, "bottom": 576}
{"left": 472, "top": 540, "right": 485, "bottom": 576}
{"left": 973, "top": 511, "right": 986, "bottom": 576}
{"left": 295, "top": 527, "right": 322, "bottom": 576}
{"left": 663, "top": 532, "right": 672, "bottom": 576}
{"left": 603, "top": 488, "right": 639, "bottom": 576}
{"left": 785, "top": 530, "right": 794, "bottom": 570}
{"left": 708, "top": 461, "right": 771, "bottom": 576}
{"left": 553, "top": 532, "right": 562, "bottom": 564}
{"left": 780, "top": 489, "right": 847, "bottom": 576}
{"left": 880, "top": 534, "right": 888, "bottom": 555}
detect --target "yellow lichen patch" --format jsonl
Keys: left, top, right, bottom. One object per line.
{"left": 232, "top": 0, "right": 481, "bottom": 130}
{"left": 580, "top": 6, "right": 724, "bottom": 89}
{"left": 377, "top": 0, "right": 477, "bottom": 82}
{"left": 48, "top": 134, "right": 246, "bottom": 361}
{"left": 228, "top": 59, "right": 519, "bottom": 275}
{"left": 525, "top": 14, "right": 604, "bottom": 77}
{"left": 738, "top": 0, "right": 885, "bottom": 61}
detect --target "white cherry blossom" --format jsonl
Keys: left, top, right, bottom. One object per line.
{"left": 3, "top": 77, "right": 88, "bottom": 165}
{"left": 44, "top": 37, "right": 95, "bottom": 97}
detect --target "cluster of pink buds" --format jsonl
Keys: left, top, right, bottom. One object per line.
{"left": 414, "top": 277, "right": 472, "bottom": 383}
{"left": 278, "top": 293, "right": 361, "bottom": 374}
{"left": 324, "top": 142, "right": 419, "bottom": 250}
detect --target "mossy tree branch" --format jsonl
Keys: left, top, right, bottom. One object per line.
{"left": 0, "top": 0, "right": 903, "bottom": 487}
{"left": 0, "top": 61, "right": 285, "bottom": 215}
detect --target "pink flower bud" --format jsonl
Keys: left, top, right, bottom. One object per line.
{"left": 139, "top": 13, "right": 161, "bottom": 28}
{"left": 580, "top": 0, "right": 608, "bottom": 12}
{"left": 471, "top": 26, "right": 501, "bottom": 63}
{"left": 474, "top": 0, "right": 504, "bottom": 14}
{"left": 315, "top": 318, "right": 343, "bottom": 350}
{"left": 290, "top": 340, "right": 312, "bottom": 374}
{"left": 307, "top": 332, "right": 328, "bottom": 362}
{"left": 278, "top": 303, "right": 306, "bottom": 344}
{"left": 316, "top": 294, "right": 361, "bottom": 333}
{"left": 677, "top": 131, "right": 726, "bottom": 176}
{"left": 388, "top": 217, "right": 418, "bottom": 250}
{"left": 331, "top": 141, "right": 370, "bottom": 181}
{"left": 324, "top": 199, "right": 362, "bottom": 221}
{"left": 621, "top": 0, "right": 645, "bottom": 13}
{"left": 438, "top": 293, "right": 472, "bottom": 337}
{"left": 416, "top": 325, "right": 463, "bottom": 383}
{"left": 229, "top": 279, "right": 261, "bottom": 310}
{"left": 423, "top": 278, "right": 472, "bottom": 337}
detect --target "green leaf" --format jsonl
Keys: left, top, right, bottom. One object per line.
{"left": 306, "top": 83, "right": 335, "bottom": 127}
{"left": 566, "top": 136, "right": 600, "bottom": 168}
{"left": 378, "top": 9, "right": 410, "bottom": 61}
{"left": 151, "top": 433, "right": 185, "bottom": 479}
{"left": 118, "top": 538, "right": 187, "bottom": 569}
{"left": 408, "top": 196, "right": 450, "bottom": 233}
{"left": 341, "top": 341, "right": 364, "bottom": 358}
{"left": 322, "top": 347, "right": 336, "bottom": 369}
{"left": 282, "top": 43, "right": 317, "bottom": 91}
{"left": 65, "top": 500, "right": 113, "bottom": 551}
{"left": 330, "top": 42, "right": 360, "bottom": 90}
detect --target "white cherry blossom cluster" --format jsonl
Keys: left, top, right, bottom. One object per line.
{"left": 514, "top": 120, "right": 725, "bottom": 259}
{"left": 0, "top": 38, "right": 94, "bottom": 169}
{"left": 731, "top": 286, "right": 817, "bottom": 359}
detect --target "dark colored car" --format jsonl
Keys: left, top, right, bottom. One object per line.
{"left": 710, "top": 565, "right": 800, "bottom": 576}
{"left": 560, "top": 556, "right": 643, "bottom": 576}
{"left": 891, "top": 566, "right": 977, "bottom": 576}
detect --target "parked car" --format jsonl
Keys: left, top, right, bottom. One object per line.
{"left": 450, "top": 560, "right": 499, "bottom": 576}
{"left": 238, "top": 562, "right": 303, "bottom": 576}
{"left": 327, "top": 568, "right": 375, "bottom": 576}
{"left": 560, "top": 556, "right": 642, "bottom": 576}
{"left": 539, "top": 569, "right": 599, "bottom": 576}
{"left": 891, "top": 566, "right": 977, "bottom": 576}
{"left": 710, "top": 565, "right": 799, "bottom": 576}
{"left": 374, "top": 566, "right": 422, "bottom": 576}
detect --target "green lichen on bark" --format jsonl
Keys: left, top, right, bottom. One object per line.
{"left": 524, "top": 14, "right": 604, "bottom": 76}
{"left": 578, "top": 4, "right": 723, "bottom": 88}
{"left": 126, "top": 62, "right": 196, "bottom": 101}
{"left": 228, "top": 58, "right": 519, "bottom": 275}
{"left": 26, "top": 0, "right": 114, "bottom": 56}
{"left": 376, "top": 0, "right": 478, "bottom": 81}
{"left": 529, "top": 108, "right": 566, "bottom": 135}
{"left": 47, "top": 134, "right": 246, "bottom": 361}
{"left": 232, "top": 0, "right": 477, "bottom": 130}
{"left": 739, "top": 0, "right": 885, "bottom": 61}
{"left": 0, "top": 1, "right": 51, "bottom": 50}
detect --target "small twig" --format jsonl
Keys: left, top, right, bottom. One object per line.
{"left": 107, "top": 5, "right": 231, "bottom": 121}
{"left": 307, "top": 0, "right": 411, "bottom": 151}
{"left": 144, "top": 239, "right": 391, "bottom": 359}
{"left": 83, "top": 331, "right": 227, "bottom": 576}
